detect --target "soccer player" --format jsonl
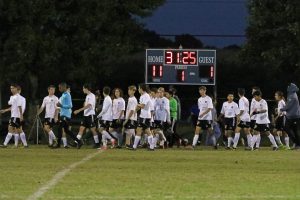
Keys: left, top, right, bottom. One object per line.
{"left": 273, "top": 91, "right": 289, "bottom": 149}
{"left": 109, "top": 88, "right": 126, "bottom": 148}
{"left": 250, "top": 86, "right": 261, "bottom": 149}
{"left": 97, "top": 86, "right": 115, "bottom": 150}
{"left": 233, "top": 88, "right": 252, "bottom": 149}
{"left": 73, "top": 84, "right": 100, "bottom": 148}
{"left": 192, "top": 86, "right": 217, "bottom": 149}
{"left": 123, "top": 85, "right": 138, "bottom": 148}
{"left": 37, "top": 85, "right": 59, "bottom": 147}
{"left": 130, "top": 83, "right": 155, "bottom": 150}
{"left": 55, "top": 82, "right": 82, "bottom": 149}
{"left": 219, "top": 92, "right": 240, "bottom": 149}
{"left": 250, "top": 91, "right": 278, "bottom": 151}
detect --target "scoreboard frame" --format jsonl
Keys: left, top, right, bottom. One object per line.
{"left": 145, "top": 49, "right": 216, "bottom": 86}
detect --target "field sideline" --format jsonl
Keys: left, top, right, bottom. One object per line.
{"left": 0, "top": 146, "right": 300, "bottom": 200}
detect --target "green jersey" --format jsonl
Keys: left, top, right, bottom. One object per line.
{"left": 169, "top": 97, "right": 178, "bottom": 120}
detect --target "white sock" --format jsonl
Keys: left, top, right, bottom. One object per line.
{"left": 285, "top": 136, "right": 289, "bottom": 148}
{"left": 251, "top": 135, "right": 258, "bottom": 149}
{"left": 192, "top": 134, "right": 199, "bottom": 147}
{"left": 103, "top": 131, "right": 112, "bottom": 140}
{"left": 268, "top": 134, "right": 278, "bottom": 147}
{"left": 148, "top": 135, "right": 154, "bottom": 149}
{"left": 76, "top": 134, "right": 82, "bottom": 140}
{"left": 93, "top": 135, "right": 99, "bottom": 144}
{"left": 275, "top": 136, "right": 283, "bottom": 145}
{"left": 49, "top": 131, "right": 56, "bottom": 139}
{"left": 14, "top": 134, "right": 19, "bottom": 146}
{"left": 227, "top": 137, "right": 233, "bottom": 147}
{"left": 62, "top": 137, "right": 67, "bottom": 147}
{"left": 49, "top": 134, "right": 53, "bottom": 145}
{"left": 4, "top": 133, "right": 13, "bottom": 146}
{"left": 101, "top": 134, "right": 107, "bottom": 146}
{"left": 247, "top": 134, "right": 253, "bottom": 147}
{"left": 233, "top": 133, "right": 240, "bottom": 148}
{"left": 153, "top": 134, "right": 159, "bottom": 148}
{"left": 256, "top": 134, "right": 261, "bottom": 148}
{"left": 133, "top": 135, "right": 141, "bottom": 149}
{"left": 20, "top": 132, "right": 27, "bottom": 146}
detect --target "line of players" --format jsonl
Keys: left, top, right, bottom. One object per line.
{"left": 0, "top": 83, "right": 290, "bottom": 151}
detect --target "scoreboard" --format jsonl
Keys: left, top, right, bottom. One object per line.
{"left": 145, "top": 49, "right": 216, "bottom": 85}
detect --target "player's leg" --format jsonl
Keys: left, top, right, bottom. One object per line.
{"left": 265, "top": 130, "right": 278, "bottom": 150}
{"left": 132, "top": 127, "right": 143, "bottom": 150}
{"left": 145, "top": 127, "right": 154, "bottom": 150}
{"left": 1, "top": 122, "right": 16, "bottom": 147}
{"left": 192, "top": 121, "right": 202, "bottom": 148}
{"left": 61, "top": 118, "right": 82, "bottom": 148}
{"left": 90, "top": 127, "right": 100, "bottom": 148}
{"left": 17, "top": 124, "right": 28, "bottom": 148}
{"left": 274, "top": 130, "right": 284, "bottom": 148}
{"left": 283, "top": 131, "right": 290, "bottom": 149}
{"left": 244, "top": 128, "right": 252, "bottom": 148}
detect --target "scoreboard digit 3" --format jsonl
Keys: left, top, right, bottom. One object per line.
{"left": 145, "top": 49, "right": 216, "bottom": 85}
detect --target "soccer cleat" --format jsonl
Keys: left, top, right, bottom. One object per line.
{"left": 93, "top": 143, "right": 100, "bottom": 149}
{"left": 225, "top": 147, "right": 232, "bottom": 150}
{"left": 273, "top": 146, "right": 279, "bottom": 151}
{"left": 253, "top": 147, "right": 259, "bottom": 151}
{"left": 278, "top": 144, "right": 284, "bottom": 149}
{"left": 64, "top": 146, "right": 70, "bottom": 149}
{"left": 148, "top": 148, "right": 155, "bottom": 151}
{"left": 245, "top": 147, "right": 253, "bottom": 151}
{"left": 53, "top": 139, "right": 58, "bottom": 147}
{"left": 127, "top": 145, "right": 136, "bottom": 151}
{"left": 284, "top": 146, "right": 291, "bottom": 150}
{"left": 22, "top": 145, "right": 29, "bottom": 149}
{"left": 213, "top": 145, "right": 218, "bottom": 150}
{"left": 0, "top": 145, "right": 8, "bottom": 148}
{"left": 232, "top": 147, "right": 237, "bottom": 151}
{"left": 115, "top": 145, "right": 122, "bottom": 149}
{"left": 111, "top": 139, "right": 116, "bottom": 149}
{"left": 77, "top": 141, "right": 83, "bottom": 149}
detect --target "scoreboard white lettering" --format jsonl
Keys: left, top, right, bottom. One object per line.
{"left": 145, "top": 49, "right": 216, "bottom": 85}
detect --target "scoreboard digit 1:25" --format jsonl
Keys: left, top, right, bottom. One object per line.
{"left": 145, "top": 49, "right": 216, "bottom": 85}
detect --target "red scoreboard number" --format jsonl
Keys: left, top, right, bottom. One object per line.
{"left": 151, "top": 65, "right": 163, "bottom": 77}
{"left": 164, "top": 50, "right": 198, "bottom": 65}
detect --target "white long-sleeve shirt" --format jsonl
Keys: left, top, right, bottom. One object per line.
{"left": 97, "top": 96, "right": 112, "bottom": 121}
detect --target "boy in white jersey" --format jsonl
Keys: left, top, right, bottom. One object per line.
{"left": 219, "top": 92, "right": 240, "bottom": 149}
{"left": 192, "top": 86, "right": 217, "bottom": 149}
{"left": 273, "top": 91, "right": 289, "bottom": 149}
{"left": 130, "top": 84, "right": 155, "bottom": 151}
{"left": 97, "top": 86, "right": 115, "bottom": 150}
{"left": 109, "top": 88, "right": 126, "bottom": 148}
{"left": 250, "top": 86, "right": 261, "bottom": 149}
{"left": 250, "top": 91, "right": 278, "bottom": 151}
{"left": 233, "top": 88, "right": 252, "bottom": 149}
{"left": 73, "top": 84, "right": 100, "bottom": 148}
{"left": 37, "top": 85, "right": 59, "bottom": 147}
{"left": 123, "top": 86, "right": 138, "bottom": 148}
{"left": 0, "top": 84, "right": 26, "bottom": 148}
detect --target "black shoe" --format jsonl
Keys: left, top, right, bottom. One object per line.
{"left": 225, "top": 147, "right": 232, "bottom": 150}
{"left": 148, "top": 148, "right": 155, "bottom": 151}
{"left": 0, "top": 144, "right": 8, "bottom": 148}
{"left": 93, "top": 143, "right": 100, "bottom": 149}
{"left": 77, "top": 141, "right": 83, "bottom": 149}
{"left": 23, "top": 145, "right": 29, "bottom": 149}
{"left": 214, "top": 145, "right": 218, "bottom": 150}
{"left": 115, "top": 145, "right": 122, "bottom": 149}
{"left": 127, "top": 145, "right": 136, "bottom": 150}
{"left": 64, "top": 146, "right": 70, "bottom": 149}
{"left": 273, "top": 147, "right": 279, "bottom": 151}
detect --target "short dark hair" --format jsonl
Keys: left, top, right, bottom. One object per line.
{"left": 199, "top": 86, "right": 207, "bottom": 90}
{"left": 48, "top": 85, "right": 56, "bottom": 90}
{"left": 10, "top": 83, "right": 18, "bottom": 87}
{"left": 150, "top": 87, "right": 158, "bottom": 93}
{"left": 103, "top": 86, "right": 110, "bottom": 95}
{"left": 128, "top": 85, "right": 137, "bottom": 92}
{"left": 139, "top": 83, "right": 148, "bottom": 92}
{"left": 253, "top": 90, "right": 262, "bottom": 97}
{"left": 238, "top": 88, "right": 245, "bottom": 96}
{"left": 59, "top": 82, "right": 67, "bottom": 88}
{"left": 252, "top": 86, "right": 260, "bottom": 91}
{"left": 275, "top": 91, "right": 284, "bottom": 98}
{"left": 83, "top": 83, "right": 92, "bottom": 91}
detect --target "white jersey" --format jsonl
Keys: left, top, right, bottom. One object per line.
{"left": 221, "top": 101, "right": 239, "bottom": 118}
{"left": 198, "top": 95, "right": 213, "bottom": 120}
{"left": 42, "top": 95, "right": 59, "bottom": 119}
{"left": 250, "top": 98, "right": 258, "bottom": 120}
{"left": 98, "top": 96, "right": 113, "bottom": 121}
{"left": 277, "top": 99, "right": 286, "bottom": 116}
{"left": 139, "top": 93, "right": 152, "bottom": 119}
{"left": 9, "top": 95, "right": 22, "bottom": 118}
{"left": 150, "top": 97, "right": 156, "bottom": 122}
{"left": 126, "top": 96, "right": 138, "bottom": 121}
{"left": 239, "top": 96, "right": 250, "bottom": 122}
{"left": 253, "top": 99, "right": 270, "bottom": 124}
{"left": 17, "top": 94, "right": 26, "bottom": 114}
{"left": 84, "top": 93, "right": 96, "bottom": 116}
{"left": 154, "top": 97, "right": 170, "bottom": 122}
{"left": 112, "top": 97, "right": 125, "bottom": 120}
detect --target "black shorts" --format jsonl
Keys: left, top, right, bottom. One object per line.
{"left": 110, "top": 119, "right": 123, "bottom": 129}
{"left": 275, "top": 116, "right": 285, "bottom": 131}
{"left": 254, "top": 124, "right": 270, "bottom": 132}
{"left": 44, "top": 118, "right": 56, "bottom": 128}
{"left": 196, "top": 120, "right": 212, "bottom": 130}
{"left": 9, "top": 117, "right": 21, "bottom": 128}
{"left": 97, "top": 119, "right": 111, "bottom": 129}
{"left": 250, "top": 120, "right": 256, "bottom": 129}
{"left": 80, "top": 115, "right": 96, "bottom": 128}
{"left": 137, "top": 118, "right": 151, "bottom": 130}
{"left": 59, "top": 116, "right": 71, "bottom": 126}
{"left": 124, "top": 120, "right": 137, "bottom": 129}
{"left": 224, "top": 118, "right": 236, "bottom": 130}
{"left": 154, "top": 120, "right": 165, "bottom": 130}
{"left": 238, "top": 120, "right": 250, "bottom": 128}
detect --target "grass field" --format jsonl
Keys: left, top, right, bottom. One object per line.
{"left": 0, "top": 146, "right": 300, "bottom": 200}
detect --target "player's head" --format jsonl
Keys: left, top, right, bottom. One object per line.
{"left": 103, "top": 86, "right": 111, "bottom": 96}
{"left": 157, "top": 88, "right": 165, "bottom": 98}
{"left": 48, "top": 85, "right": 56, "bottom": 95}
{"left": 252, "top": 86, "right": 260, "bottom": 95}
{"left": 113, "top": 88, "right": 123, "bottom": 98}
{"left": 83, "top": 83, "right": 92, "bottom": 94}
{"left": 227, "top": 92, "right": 234, "bottom": 102}
{"left": 275, "top": 91, "right": 284, "bottom": 101}
{"left": 165, "top": 90, "right": 173, "bottom": 99}
{"left": 253, "top": 90, "right": 262, "bottom": 101}
{"left": 10, "top": 83, "right": 18, "bottom": 95}
{"left": 58, "top": 82, "right": 68, "bottom": 93}
{"left": 237, "top": 88, "right": 245, "bottom": 97}
{"left": 138, "top": 83, "right": 148, "bottom": 95}
{"left": 199, "top": 86, "right": 207, "bottom": 96}
{"left": 16, "top": 85, "right": 22, "bottom": 94}
{"left": 150, "top": 88, "right": 158, "bottom": 98}
{"left": 128, "top": 85, "right": 136, "bottom": 96}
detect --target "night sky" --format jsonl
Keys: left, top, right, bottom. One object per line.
{"left": 143, "top": 0, "right": 248, "bottom": 47}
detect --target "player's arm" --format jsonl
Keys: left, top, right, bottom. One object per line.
{"left": 97, "top": 99, "right": 109, "bottom": 118}
{"left": 19, "top": 106, "right": 23, "bottom": 121}
{"left": 0, "top": 107, "right": 11, "bottom": 114}
{"left": 74, "top": 104, "right": 91, "bottom": 115}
